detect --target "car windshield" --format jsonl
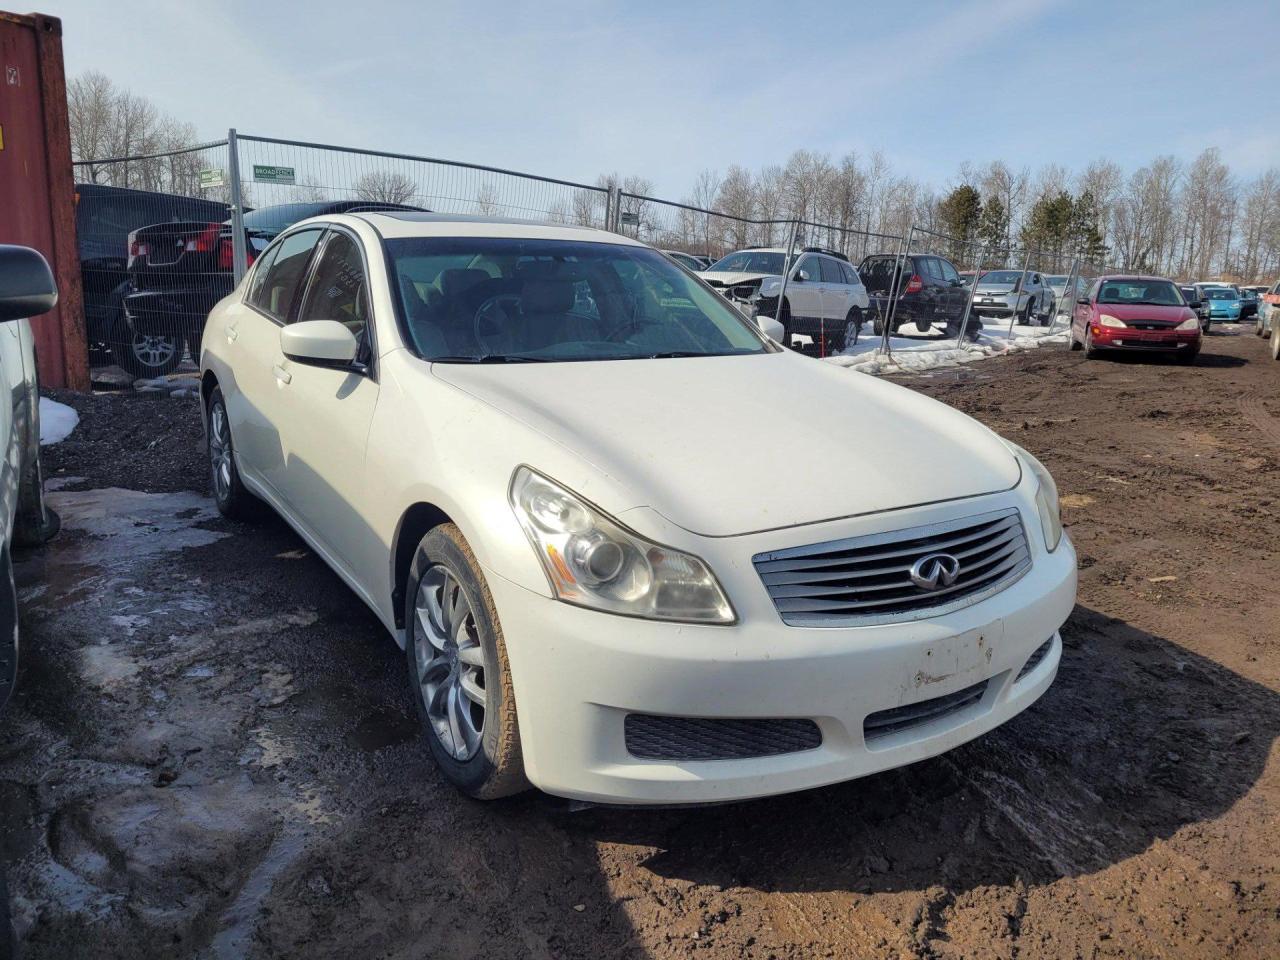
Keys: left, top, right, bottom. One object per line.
{"left": 1096, "top": 280, "right": 1184, "bottom": 305}
{"left": 1203, "top": 288, "right": 1237, "bottom": 300}
{"left": 1045, "top": 275, "right": 1067, "bottom": 286}
{"left": 708, "top": 251, "right": 785, "bottom": 274}
{"left": 979, "top": 271, "right": 1024, "bottom": 284}
{"left": 386, "top": 237, "right": 772, "bottom": 363}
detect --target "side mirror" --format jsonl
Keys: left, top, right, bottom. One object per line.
{"left": 794, "top": 269, "right": 809, "bottom": 282}
{"left": 0, "top": 244, "right": 58, "bottom": 323}
{"left": 1076, "top": 296, "right": 1090, "bottom": 305}
{"left": 280, "top": 319, "right": 358, "bottom": 367}
{"left": 1189, "top": 300, "right": 1203, "bottom": 309}
{"left": 757, "top": 314, "right": 786, "bottom": 343}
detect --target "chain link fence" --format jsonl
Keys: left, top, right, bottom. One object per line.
{"left": 70, "top": 130, "right": 1144, "bottom": 380}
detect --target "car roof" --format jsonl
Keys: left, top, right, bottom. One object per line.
{"left": 346, "top": 211, "right": 644, "bottom": 246}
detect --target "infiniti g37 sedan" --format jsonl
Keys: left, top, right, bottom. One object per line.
{"left": 199, "top": 212, "right": 1076, "bottom": 804}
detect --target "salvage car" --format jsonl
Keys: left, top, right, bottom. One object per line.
{"left": 200, "top": 213, "right": 1076, "bottom": 804}
{"left": 0, "top": 245, "right": 62, "bottom": 714}
{"left": 123, "top": 199, "right": 425, "bottom": 377}
{"left": 1070, "top": 275, "right": 1201, "bottom": 362}
{"left": 859, "top": 252, "right": 980, "bottom": 340}
{"left": 1180, "top": 285, "right": 1212, "bottom": 334}
{"left": 971, "top": 270, "right": 1056, "bottom": 325}
{"left": 703, "top": 246, "right": 869, "bottom": 353}
{"left": 1199, "top": 286, "right": 1242, "bottom": 323}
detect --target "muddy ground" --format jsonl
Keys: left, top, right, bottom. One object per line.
{"left": 2, "top": 326, "right": 1278, "bottom": 959}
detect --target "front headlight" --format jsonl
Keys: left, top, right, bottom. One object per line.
{"left": 509, "top": 467, "right": 736, "bottom": 623}
{"left": 1175, "top": 316, "right": 1199, "bottom": 331}
{"left": 1005, "top": 443, "right": 1063, "bottom": 552}
{"left": 1098, "top": 314, "right": 1126, "bottom": 328}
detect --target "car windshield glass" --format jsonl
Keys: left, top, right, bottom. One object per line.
{"left": 241, "top": 203, "right": 328, "bottom": 238}
{"left": 979, "top": 271, "right": 1024, "bottom": 284}
{"left": 1203, "top": 288, "right": 1237, "bottom": 300}
{"left": 1044, "top": 276, "right": 1067, "bottom": 285}
{"left": 1096, "top": 280, "right": 1184, "bottom": 305}
{"left": 708, "top": 251, "right": 785, "bottom": 274}
{"left": 387, "top": 237, "right": 771, "bottom": 363}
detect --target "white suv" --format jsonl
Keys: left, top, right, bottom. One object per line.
{"left": 702, "top": 247, "right": 871, "bottom": 352}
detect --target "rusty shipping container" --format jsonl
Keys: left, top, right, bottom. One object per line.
{"left": 0, "top": 10, "right": 88, "bottom": 390}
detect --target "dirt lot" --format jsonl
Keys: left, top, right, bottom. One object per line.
{"left": 3, "top": 326, "right": 1278, "bottom": 959}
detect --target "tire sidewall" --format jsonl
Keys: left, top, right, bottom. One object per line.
{"left": 206, "top": 389, "right": 234, "bottom": 514}
{"left": 405, "top": 527, "right": 509, "bottom": 795}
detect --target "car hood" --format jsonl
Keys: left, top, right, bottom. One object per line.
{"left": 1095, "top": 303, "right": 1196, "bottom": 321}
{"left": 700, "top": 271, "right": 775, "bottom": 287}
{"left": 430, "top": 353, "right": 1021, "bottom": 537}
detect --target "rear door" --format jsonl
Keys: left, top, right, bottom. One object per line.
{"left": 270, "top": 227, "right": 382, "bottom": 591}
{"left": 935, "top": 257, "right": 966, "bottom": 322}
{"left": 224, "top": 227, "right": 325, "bottom": 495}
{"left": 817, "top": 256, "right": 849, "bottom": 321}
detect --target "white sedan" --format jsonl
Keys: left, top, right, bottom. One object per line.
{"left": 199, "top": 213, "right": 1076, "bottom": 804}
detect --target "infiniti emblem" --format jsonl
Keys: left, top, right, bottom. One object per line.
{"left": 909, "top": 552, "right": 961, "bottom": 591}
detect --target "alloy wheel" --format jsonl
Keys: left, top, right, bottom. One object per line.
{"left": 132, "top": 332, "right": 178, "bottom": 370}
{"left": 413, "top": 565, "right": 487, "bottom": 761}
{"left": 208, "top": 400, "right": 233, "bottom": 504}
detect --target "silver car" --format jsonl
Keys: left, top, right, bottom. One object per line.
{"left": 972, "top": 269, "right": 1056, "bottom": 326}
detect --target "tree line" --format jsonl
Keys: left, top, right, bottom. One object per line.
{"left": 66, "top": 70, "right": 1279, "bottom": 282}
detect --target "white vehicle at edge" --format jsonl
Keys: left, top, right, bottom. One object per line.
{"left": 199, "top": 212, "right": 1076, "bottom": 804}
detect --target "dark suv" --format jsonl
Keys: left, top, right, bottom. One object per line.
{"left": 75, "top": 183, "right": 230, "bottom": 372}
{"left": 857, "top": 252, "right": 980, "bottom": 340}
{"left": 122, "top": 200, "right": 425, "bottom": 377}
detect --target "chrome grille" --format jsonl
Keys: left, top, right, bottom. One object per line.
{"left": 753, "top": 508, "right": 1031, "bottom": 626}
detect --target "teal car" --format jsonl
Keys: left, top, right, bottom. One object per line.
{"left": 1202, "top": 287, "right": 1242, "bottom": 321}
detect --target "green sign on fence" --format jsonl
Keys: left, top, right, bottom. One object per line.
{"left": 199, "top": 167, "right": 225, "bottom": 189}
{"left": 253, "top": 164, "right": 296, "bottom": 185}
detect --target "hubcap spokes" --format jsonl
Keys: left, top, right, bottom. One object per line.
{"left": 209, "top": 403, "right": 233, "bottom": 501}
{"left": 413, "top": 566, "right": 486, "bottom": 761}
{"left": 134, "top": 333, "right": 176, "bottom": 368}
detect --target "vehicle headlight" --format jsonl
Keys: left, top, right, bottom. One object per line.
{"left": 509, "top": 467, "right": 735, "bottom": 623}
{"left": 1098, "top": 314, "right": 1126, "bottom": 328}
{"left": 1175, "top": 317, "right": 1200, "bottom": 331}
{"left": 1004, "top": 443, "right": 1063, "bottom": 552}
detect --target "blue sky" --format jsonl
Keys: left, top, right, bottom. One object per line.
{"left": 47, "top": 0, "right": 1277, "bottom": 197}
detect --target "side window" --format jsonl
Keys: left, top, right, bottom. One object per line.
{"left": 819, "top": 257, "right": 844, "bottom": 284}
{"left": 922, "top": 257, "right": 943, "bottom": 281}
{"left": 296, "top": 232, "right": 368, "bottom": 339}
{"left": 840, "top": 262, "right": 858, "bottom": 285}
{"left": 795, "top": 256, "right": 820, "bottom": 281}
{"left": 250, "top": 229, "right": 323, "bottom": 321}
{"left": 937, "top": 259, "right": 960, "bottom": 284}
{"left": 245, "top": 243, "right": 281, "bottom": 306}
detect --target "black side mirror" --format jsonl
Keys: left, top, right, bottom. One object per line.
{"left": 1189, "top": 300, "right": 1203, "bottom": 309}
{"left": 0, "top": 245, "right": 58, "bottom": 323}
{"left": 1076, "top": 296, "right": 1090, "bottom": 305}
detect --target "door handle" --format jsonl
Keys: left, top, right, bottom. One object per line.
{"left": 272, "top": 364, "right": 292, "bottom": 385}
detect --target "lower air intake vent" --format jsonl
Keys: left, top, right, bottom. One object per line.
{"left": 864, "top": 679, "right": 988, "bottom": 743}
{"left": 624, "top": 715, "right": 822, "bottom": 761}
{"left": 1016, "top": 636, "right": 1055, "bottom": 681}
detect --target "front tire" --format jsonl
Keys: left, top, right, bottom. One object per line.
{"left": 1084, "top": 327, "right": 1100, "bottom": 359}
{"left": 1271, "top": 319, "right": 1280, "bottom": 361}
{"left": 206, "top": 386, "right": 261, "bottom": 521}
{"left": 405, "top": 524, "right": 526, "bottom": 799}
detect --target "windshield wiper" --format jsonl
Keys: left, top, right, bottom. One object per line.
{"left": 645, "top": 351, "right": 708, "bottom": 359}
{"left": 430, "top": 354, "right": 551, "bottom": 363}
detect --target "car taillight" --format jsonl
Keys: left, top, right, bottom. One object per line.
{"left": 216, "top": 238, "right": 235, "bottom": 271}
{"left": 186, "top": 222, "right": 222, "bottom": 254}
{"left": 904, "top": 274, "right": 923, "bottom": 295}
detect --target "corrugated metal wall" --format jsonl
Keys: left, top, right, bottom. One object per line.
{"left": 0, "top": 11, "right": 88, "bottom": 390}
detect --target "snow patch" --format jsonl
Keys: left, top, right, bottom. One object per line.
{"left": 825, "top": 320, "right": 1069, "bottom": 377}
{"left": 40, "top": 397, "right": 79, "bottom": 444}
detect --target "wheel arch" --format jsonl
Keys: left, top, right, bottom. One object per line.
{"left": 391, "top": 502, "right": 454, "bottom": 634}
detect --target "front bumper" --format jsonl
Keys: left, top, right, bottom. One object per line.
{"left": 1207, "top": 306, "right": 1241, "bottom": 320}
{"left": 1090, "top": 325, "right": 1200, "bottom": 351}
{"left": 487, "top": 494, "right": 1077, "bottom": 804}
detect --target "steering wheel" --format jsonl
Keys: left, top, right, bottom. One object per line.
{"left": 473, "top": 294, "right": 522, "bottom": 355}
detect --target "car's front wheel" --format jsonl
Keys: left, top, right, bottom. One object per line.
{"left": 406, "top": 524, "right": 526, "bottom": 799}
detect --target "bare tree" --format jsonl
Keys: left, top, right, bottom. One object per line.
{"left": 354, "top": 170, "right": 417, "bottom": 204}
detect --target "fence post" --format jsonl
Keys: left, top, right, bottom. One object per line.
{"left": 880, "top": 225, "right": 914, "bottom": 358}
{"left": 1052, "top": 256, "right": 1079, "bottom": 335}
{"left": 954, "top": 241, "right": 988, "bottom": 349}
{"left": 227, "top": 128, "right": 248, "bottom": 285}
{"left": 774, "top": 219, "right": 801, "bottom": 346}
{"left": 1008, "top": 247, "right": 1035, "bottom": 343}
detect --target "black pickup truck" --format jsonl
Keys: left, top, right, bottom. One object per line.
{"left": 858, "top": 251, "right": 981, "bottom": 341}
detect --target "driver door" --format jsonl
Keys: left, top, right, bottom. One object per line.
{"left": 789, "top": 255, "right": 824, "bottom": 326}
{"left": 270, "top": 227, "right": 383, "bottom": 592}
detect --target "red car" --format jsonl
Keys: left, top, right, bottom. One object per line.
{"left": 1070, "top": 275, "right": 1202, "bottom": 364}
